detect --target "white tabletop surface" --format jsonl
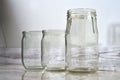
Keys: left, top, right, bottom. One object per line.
{"left": 0, "top": 64, "right": 120, "bottom": 80}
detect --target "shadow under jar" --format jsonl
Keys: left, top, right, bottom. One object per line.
{"left": 66, "top": 8, "right": 99, "bottom": 72}
{"left": 42, "top": 30, "right": 66, "bottom": 70}
{"left": 21, "top": 31, "right": 43, "bottom": 70}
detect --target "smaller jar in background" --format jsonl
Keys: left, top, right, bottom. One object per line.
{"left": 21, "top": 31, "right": 43, "bottom": 70}
{"left": 42, "top": 30, "right": 66, "bottom": 70}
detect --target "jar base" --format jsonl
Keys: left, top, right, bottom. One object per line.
{"left": 46, "top": 67, "right": 65, "bottom": 71}
{"left": 25, "top": 66, "right": 44, "bottom": 70}
{"left": 67, "top": 67, "right": 98, "bottom": 72}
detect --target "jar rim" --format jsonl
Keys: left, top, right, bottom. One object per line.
{"left": 67, "top": 8, "right": 96, "bottom": 15}
{"left": 22, "top": 31, "right": 42, "bottom": 35}
{"left": 23, "top": 30, "right": 42, "bottom": 32}
{"left": 42, "top": 29, "right": 65, "bottom": 33}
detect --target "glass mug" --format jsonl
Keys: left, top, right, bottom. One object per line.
{"left": 66, "top": 8, "right": 99, "bottom": 72}
{"left": 42, "top": 30, "right": 66, "bottom": 70}
{"left": 21, "top": 31, "right": 43, "bottom": 70}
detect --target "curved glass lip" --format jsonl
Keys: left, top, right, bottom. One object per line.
{"left": 42, "top": 29, "right": 65, "bottom": 33}
{"left": 67, "top": 8, "right": 96, "bottom": 15}
{"left": 22, "top": 30, "right": 42, "bottom": 33}
{"left": 22, "top": 31, "right": 42, "bottom": 36}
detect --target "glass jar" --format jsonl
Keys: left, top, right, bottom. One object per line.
{"left": 66, "top": 8, "right": 98, "bottom": 72}
{"left": 21, "top": 31, "right": 43, "bottom": 70}
{"left": 42, "top": 30, "right": 66, "bottom": 70}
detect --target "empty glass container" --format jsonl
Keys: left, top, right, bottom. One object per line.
{"left": 66, "top": 8, "right": 98, "bottom": 72}
{"left": 21, "top": 31, "right": 43, "bottom": 70}
{"left": 42, "top": 30, "right": 66, "bottom": 70}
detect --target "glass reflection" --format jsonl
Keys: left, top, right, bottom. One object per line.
{"left": 98, "top": 71, "right": 120, "bottom": 80}
{"left": 66, "top": 72, "right": 98, "bottom": 80}
{"left": 0, "top": 70, "right": 120, "bottom": 80}
{"left": 22, "top": 70, "right": 43, "bottom": 80}
{"left": 42, "top": 71, "right": 65, "bottom": 80}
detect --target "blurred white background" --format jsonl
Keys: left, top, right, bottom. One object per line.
{"left": 0, "top": 0, "right": 120, "bottom": 64}
{"left": 1, "top": 0, "right": 120, "bottom": 48}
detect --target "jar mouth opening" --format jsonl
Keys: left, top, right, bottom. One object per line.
{"left": 23, "top": 30, "right": 42, "bottom": 33}
{"left": 42, "top": 29, "right": 65, "bottom": 33}
{"left": 22, "top": 31, "right": 42, "bottom": 35}
{"left": 68, "top": 8, "right": 96, "bottom": 15}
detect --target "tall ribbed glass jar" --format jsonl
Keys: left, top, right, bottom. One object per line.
{"left": 21, "top": 31, "right": 43, "bottom": 70}
{"left": 42, "top": 30, "right": 65, "bottom": 70}
{"left": 66, "top": 8, "right": 98, "bottom": 72}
